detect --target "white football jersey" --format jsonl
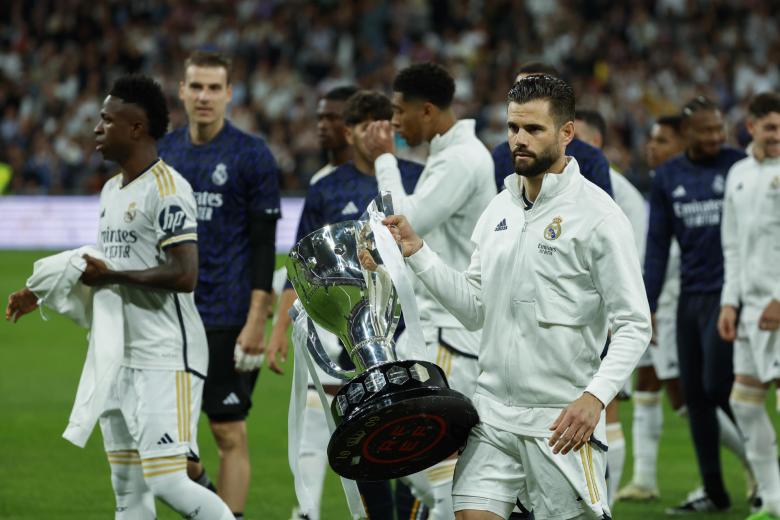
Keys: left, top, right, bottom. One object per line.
{"left": 98, "top": 159, "right": 207, "bottom": 376}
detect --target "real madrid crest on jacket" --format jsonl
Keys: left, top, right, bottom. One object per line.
{"left": 158, "top": 120, "right": 281, "bottom": 328}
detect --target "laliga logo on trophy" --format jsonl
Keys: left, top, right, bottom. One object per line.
{"left": 286, "top": 205, "right": 479, "bottom": 481}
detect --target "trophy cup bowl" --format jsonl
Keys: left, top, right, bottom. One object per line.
{"left": 287, "top": 219, "right": 479, "bottom": 481}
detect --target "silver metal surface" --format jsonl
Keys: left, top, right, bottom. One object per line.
{"left": 287, "top": 218, "right": 402, "bottom": 379}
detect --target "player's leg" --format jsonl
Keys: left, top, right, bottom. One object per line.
{"left": 100, "top": 367, "right": 157, "bottom": 517}
{"left": 669, "top": 293, "right": 730, "bottom": 512}
{"left": 730, "top": 319, "right": 780, "bottom": 518}
{"left": 202, "top": 328, "right": 258, "bottom": 516}
{"left": 452, "top": 423, "right": 526, "bottom": 520}
{"left": 290, "top": 389, "right": 332, "bottom": 520}
{"left": 395, "top": 480, "right": 430, "bottom": 520}
{"left": 119, "top": 367, "right": 233, "bottom": 517}
{"left": 618, "top": 360, "right": 663, "bottom": 502}
{"left": 605, "top": 399, "right": 625, "bottom": 506}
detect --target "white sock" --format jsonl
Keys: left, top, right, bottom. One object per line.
{"left": 296, "top": 391, "right": 332, "bottom": 520}
{"left": 107, "top": 451, "right": 156, "bottom": 518}
{"left": 717, "top": 406, "right": 749, "bottom": 466}
{"left": 676, "top": 405, "right": 688, "bottom": 418}
{"left": 142, "top": 456, "right": 233, "bottom": 519}
{"left": 631, "top": 391, "right": 663, "bottom": 489}
{"left": 401, "top": 471, "right": 435, "bottom": 508}
{"left": 425, "top": 458, "right": 457, "bottom": 520}
{"left": 606, "top": 422, "right": 625, "bottom": 506}
{"left": 731, "top": 383, "right": 780, "bottom": 515}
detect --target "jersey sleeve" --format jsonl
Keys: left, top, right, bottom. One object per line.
{"left": 151, "top": 165, "right": 198, "bottom": 249}
{"left": 240, "top": 138, "right": 282, "bottom": 220}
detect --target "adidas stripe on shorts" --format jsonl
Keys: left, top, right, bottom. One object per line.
{"left": 100, "top": 366, "right": 203, "bottom": 459}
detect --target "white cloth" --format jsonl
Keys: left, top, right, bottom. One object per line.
{"left": 721, "top": 155, "right": 780, "bottom": 319}
{"left": 25, "top": 247, "right": 124, "bottom": 448}
{"left": 452, "top": 422, "right": 610, "bottom": 520}
{"left": 375, "top": 119, "right": 495, "bottom": 355}
{"left": 734, "top": 318, "right": 780, "bottom": 383}
{"left": 100, "top": 367, "right": 203, "bottom": 458}
{"left": 655, "top": 240, "right": 680, "bottom": 321}
{"left": 98, "top": 160, "right": 207, "bottom": 375}
{"left": 610, "top": 169, "right": 647, "bottom": 262}
{"left": 406, "top": 158, "right": 651, "bottom": 435}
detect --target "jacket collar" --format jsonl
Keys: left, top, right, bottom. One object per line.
{"left": 430, "top": 119, "right": 475, "bottom": 154}
{"left": 505, "top": 156, "right": 581, "bottom": 206}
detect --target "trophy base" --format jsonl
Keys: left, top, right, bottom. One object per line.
{"left": 327, "top": 360, "right": 479, "bottom": 481}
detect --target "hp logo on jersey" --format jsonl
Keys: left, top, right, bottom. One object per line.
{"left": 212, "top": 163, "right": 229, "bottom": 186}
{"left": 158, "top": 205, "right": 187, "bottom": 233}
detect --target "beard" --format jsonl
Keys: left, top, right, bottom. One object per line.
{"left": 513, "top": 144, "right": 559, "bottom": 178}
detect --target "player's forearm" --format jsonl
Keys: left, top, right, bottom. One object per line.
{"left": 246, "top": 289, "right": 273, "bottom": 328}
{"left": 407, "top": 242, "right": 484, "bottom": 330}
{"left": 271, "top": 289, "right": 298, "bottom": 334}
{"left": 108, "top": 264, "right": 197, "bottom": 292}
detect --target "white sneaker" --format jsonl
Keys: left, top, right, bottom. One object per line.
{"left": 665, "top": 487, "right": 730, "bottom": 515}
{"left": 617, "top": 481, "right": 660, "bottom": 501}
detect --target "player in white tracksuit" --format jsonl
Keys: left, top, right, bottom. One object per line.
{"left": 384, "top": 76, "right": 650, "bottom": 520}
{"left": 718, "top": 92, "right": 780, "bottom": 520}
{"left": 364, "top": 63, "right": 496, "bottom": 519}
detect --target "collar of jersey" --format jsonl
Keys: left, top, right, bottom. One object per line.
{"left": 430, "top": 119, "right": 475, "bottom": 154}
{"left": 119, "top": 158, "right": 162, "bottom": 189}
{"left": 504, "top": 156, "right": 578, "bottom": 209}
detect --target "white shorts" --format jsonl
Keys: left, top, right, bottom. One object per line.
{"left": 452, "top": 422, "right": 610, "bottom": 520}
{"left": 640, "top": 315, "right": 679, "bottom": 380}
{"left": 100, "top": 366, "right": 203, "bottom": 459}
{"left": 734, "top": 319, "right": 780, "bottom": 383}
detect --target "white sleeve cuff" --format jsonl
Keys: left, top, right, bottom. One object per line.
{"left": 584, "top": 378, "right": 616, "bottom": 408}
{"left": 406, "top": 242, "right": 439, "bottom": 275}
{"left": 375, "top": 153, "right": 398, "bottom": 174}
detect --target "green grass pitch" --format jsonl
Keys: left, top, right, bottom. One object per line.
{"left": 0, "top": 250, "right": 774, "bottom": 519}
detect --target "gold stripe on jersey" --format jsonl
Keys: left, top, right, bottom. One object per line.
{"left": 152, "top": 165, "right": 166, "bottom": 197}
{"left": 409, "top": 499, "right": 420, "bottom": 519}
{"left": 161, "top": 162, "right": 177, "bottom": 195}
{"left": 176, "top": 371, "right": 183, "bottom": 442}
{"left": 160, "top": 233, "right": 198, "bottom": 249}
{"left": 185, "top": 372, "right": 191, "bottom": 442}
{"left": 580, "top": 448, "right": 597, "bottom": 504}
{"left": 158, "top": 164, "right": 174, "bottom": 196}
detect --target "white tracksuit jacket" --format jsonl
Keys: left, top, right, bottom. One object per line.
{"left": 407, "top": 158, "right": 651, "bottom": 436}
{"left": 721, "top": 155, "right": 780, "bottom": 320}
{"left": 375, "top": 119, "right": 496, "bottom": 354}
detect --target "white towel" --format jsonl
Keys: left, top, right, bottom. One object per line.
{"left": 26, "top": 247, "right": 124, "bottom": 448}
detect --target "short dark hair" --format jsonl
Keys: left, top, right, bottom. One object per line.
{"left": 324, "top": 85, "right": 359, "bottom": 102}
{"left": 748, "top": 92, "right": 780, "bottom": 119}
{"left": 393, "top": 62, "right": 455, "bottom": 109}
{"left": 343, "top": 90, "right": 393, "bottom": 126}
{"left": 575, "top": 109, "right": 607, "bottom": 141}
{"left": 108, "top": 75, "right": 169, "bottom": 140}
{"left": 656, "top": 114, "right": 683, "bottom": 134}
{"left": 185, "top": 50, "right": 232, "bottom": 83}
{"left": 517, "top": 62, "right": 560, "bottom": 77}
{"left": 681, "top": 96, "right": 719, "bottom": 121}
{"left": 507, "top": 75, "right": 575, "bottom": 127}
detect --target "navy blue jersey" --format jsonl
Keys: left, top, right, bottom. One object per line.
{"left": 644, "top": 147, "right": 746, "bottom": 311}
{"left": 491, "top": 138, "right": 613, "bottom": 197}
{"left": 295, "top": 160, "right": 423, "bottom": 242}
{"left": 158, "top": 121, "right": 281, "bottom": 328}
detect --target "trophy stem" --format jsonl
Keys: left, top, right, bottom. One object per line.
{"left": 347, "top": 338, "right": 396, "bottom": 372}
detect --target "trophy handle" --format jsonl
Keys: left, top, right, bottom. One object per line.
{"left": 305, "top": 317, "right": 357, "bottom": 381}
{"left": 289, "top": 302, "right": 356, "bottom": 381}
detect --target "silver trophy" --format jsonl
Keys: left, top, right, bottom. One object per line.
{"left": 287, "top": 198, "right": 478, "bottom": 481}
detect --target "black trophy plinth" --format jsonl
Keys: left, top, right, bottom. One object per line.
{"left": 326, "top": 360, "right": 479, "bottom": 481}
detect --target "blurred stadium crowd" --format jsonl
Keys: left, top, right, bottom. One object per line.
{"left": 0, "top": 0, "right": 778, "bottom": 195}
